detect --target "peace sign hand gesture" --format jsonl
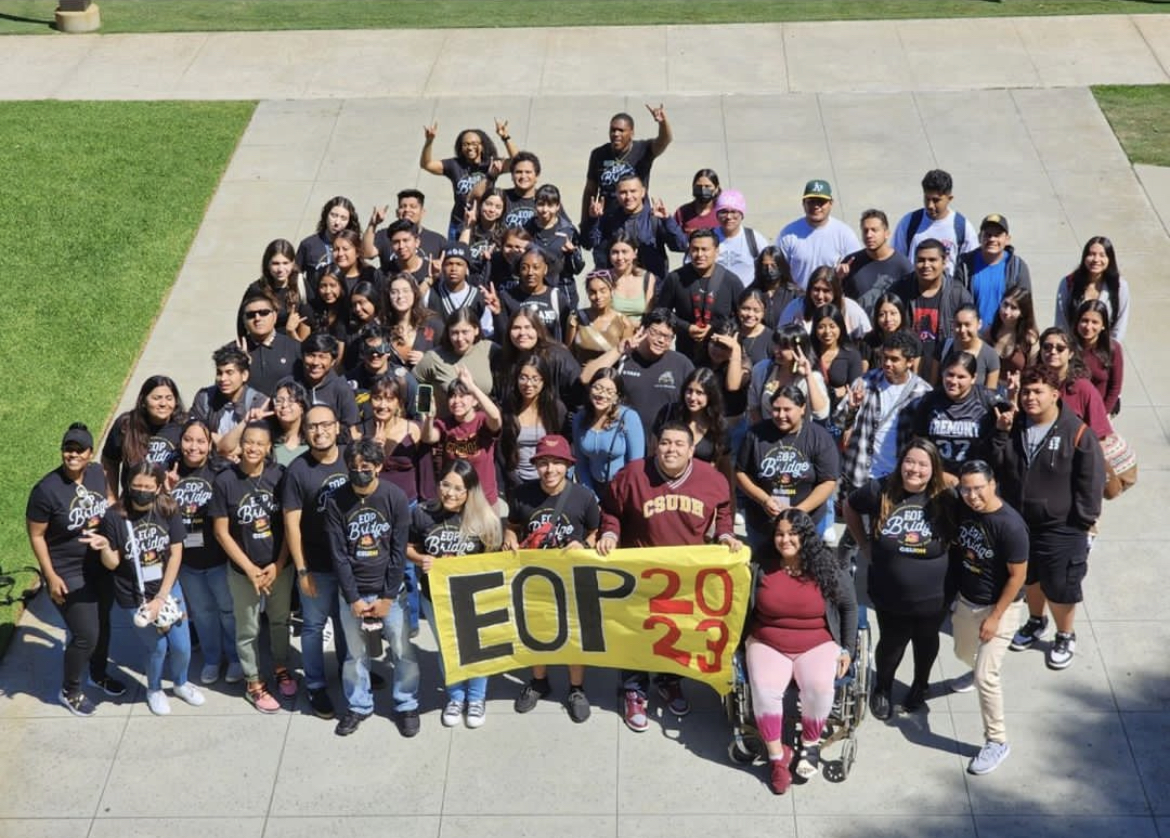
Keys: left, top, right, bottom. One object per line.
{"left": 423, "top": 122, "right": 438, "bottom": 141}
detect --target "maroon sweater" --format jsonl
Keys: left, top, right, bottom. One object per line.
{"left": 600, "top": 457, "right": 733, "bottom": 547}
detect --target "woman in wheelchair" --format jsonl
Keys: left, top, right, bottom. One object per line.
{"left": 746, "top": 509, "right": 857, "bottom": 794}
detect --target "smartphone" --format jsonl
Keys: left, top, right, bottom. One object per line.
{"left": 415, "top": 384, "right": 434, "bottom": 416}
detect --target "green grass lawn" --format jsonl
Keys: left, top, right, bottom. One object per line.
{"left": 1, "top": 0, "right": 1169, "bottom": 34}
{"left": 1094, "top": 85, "right": 1170, "bottom": 167}
{"left": 0, "top": 100, "right": 254, "bottom": 656}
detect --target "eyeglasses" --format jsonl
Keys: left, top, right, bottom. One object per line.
{"left": 590, "top": 385, "right": 617, "bottom": 396}
{"left": 646, "top": 329, "right": 673, "bottom": 342}
{"left": 518, "top": 375, "right": 543, "bottom": 385}
{"left": 958, "top": 484, "right": 990, "bottom": 496}
{"left": 438, "top": 482, "right": 468, "bottom": 495}
{"left": 306, "top": 421, "right": 337, "bottom": 432}
{"left": 244, "top": 309, "right": 274, "bottom": 319}
{"left": 1041, "top": 343, "right": 1068, "bottom": 353}
{"left": 272, "top": 397, "right": 298, "bottom": 407}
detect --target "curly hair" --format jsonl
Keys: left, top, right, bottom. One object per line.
{"left": 765, "top": 509, "right": 846, "bottom": 604}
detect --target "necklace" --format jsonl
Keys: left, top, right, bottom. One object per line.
{"left": 780, "top": 563, "right": 803, "bottom": 578}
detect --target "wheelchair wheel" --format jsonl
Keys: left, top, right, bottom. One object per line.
{"left": 728, "top": 734, "right": 765, "bottom": 765}
{"left": 840, "top": 737, "right": 858, "bottom": 779}
{"left": 854, "top": 627, "right": 872, "bottom": 723}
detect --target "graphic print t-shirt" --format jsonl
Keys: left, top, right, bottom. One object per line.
{"left": 209, "top": 463, "right": 286, "bottom": 574}
{"left": 25, "top": 464, "right": 109, "bottom": 586}
{"left": 171, "top": 463, "right": 221, "bottom": 569}
{"left": 102, "top": 508, "right": 186, "bottom": 608}
{"left": 410, "top": 505, "right": 485, "bottom": 600}
{"left": 509, "top": 482, "right": 600, "bottom": 548}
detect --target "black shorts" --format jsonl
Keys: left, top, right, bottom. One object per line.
{"left": 1027, "top": 526, "right": 1089, "bottom": 604}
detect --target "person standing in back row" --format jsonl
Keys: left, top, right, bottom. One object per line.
{"left": 892, "top": 169, "right": 978, "bottom": 279}
{"left": 580, "top": 106, "right": 673, "bottom": 233}
{"left": 774, "top": 180, "right": 861, "bottom": 290}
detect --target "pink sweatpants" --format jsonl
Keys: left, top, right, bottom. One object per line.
{"left": 745, "top": 635, "right": 839, "bottom": 746}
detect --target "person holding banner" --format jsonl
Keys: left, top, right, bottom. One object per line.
{"left": 746, "top": 509, "right": 856, "bottom": 794}
{"left": 597, "top": 420, "right": 742, "bottom": 732}
{"left": 504, "top": 435, "right": 601, "bottom": 722}
{"left": 408, "top": 460, "right": 504, "bottom": 729}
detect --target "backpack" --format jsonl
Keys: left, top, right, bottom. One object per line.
{"left": 905, "top": 209, "right": 967, "bottom": 257}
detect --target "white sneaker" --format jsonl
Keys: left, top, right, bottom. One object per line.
{"left": 322, "top": 619, "right": 334, "bottom": 650}
{"left": 147, "top": 690, "right": 171, "bottom": 716}
{"left": 948, "top": 671, "right": 976, "bottom": 693}
{"left": 968, "top": 740, "right": 1011, "bottom": 775}
{"left": 200, "top": 663, "right": 220, "bottom": 685}
{"left": 225, "top": 662, "right": 245, "bottom": 684}
{"left": 441, "top": 699, "right": 464, "bottom": 728}
{"left": 173, "top": 683, "right": 205, "bottom": 707}
{"left": 465, "top": 699, "right": 486, "bottom": 729}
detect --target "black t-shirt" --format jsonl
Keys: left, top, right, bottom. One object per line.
{"left": 302, "top": 371, "right": 360, "bottom": 432}
{"left": 502, "top": 190, "right": 536, "bottom": 230}
{"left": 171, "top": 462, "right": 222, "bottom": 570}
{"left": 325, "top": 482, "right": 409, "bottom": 602}
{"left": 955, "top": 503, "right": 1029, "bottom": 606}
{"left": 508, "top": 482, "right": 601, "bottom": 548}
{"left": 281, "top": 450, "right": 349, "bottom": 572}
{"left": 841, "top": 249, "right": 914, "bottom": 317}
{"left": 374, "top": 225, "right": 447, "bottom": 267}
{"left": 587, "top": 139, "right": 656, "bottom": 200}
{"left": 441, "top": 157, "right": 491, "bottom": 225}
{"left": 101, "top": 507, "right": 186, "bottom": 608}
{"left": 247, "top": 333, "right": 301, "bottom": 397}
{"left": 25, "top": 464, "right": 110, "bottom": 586}
{"left": 911, "top": 293, "right": 942, "bottom": 372}
{"left": 908, "top": 389, "right": 994, "bottom": 475}
{"left": 618, "top": 349, "right": 695, "bottom": 440}
{"left": 499, "top": 286, "right": 571, "bottom": 342}
{"left": 410, "top": 504, "right": 486, "bottom": 600}
{"left": 295, "top": 232, "right": 331, "bottom": 275}
{"left": 737, "top": 420, "right": 840, "bottom": 530}
{"left": 849, "top": 479, "right": 950, "bottom": 615}
{"left": 209, "top": 462, "right": 285, "bottom": 574}
{"left": 101, "top": 418, "right": 182, "bottom": 474}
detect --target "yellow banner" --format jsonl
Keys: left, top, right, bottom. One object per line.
{"left": 428, "top": 545, "right": 751, "bottom": 694}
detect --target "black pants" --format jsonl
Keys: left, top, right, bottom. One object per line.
{"left": 873, "top": 607, "right": 946, "bottom": 694}
{"left": 53, "top": 574, "right": 112, "bottom": 693}
{"left": 620, "top": 670, "right": 681, "bottom": 694}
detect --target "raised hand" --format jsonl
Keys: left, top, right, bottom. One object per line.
{"left": 423, "top": 122, "right": 438, "bottom": 141}
{"left": 370, "top": 204, "right": 388, "bottom": 226}
{"left": 645, "top": 103, "right": 667, "bottom": 123}
{"left": 589, "top": 191, "right": 605, "bottom": 219}
{"left": 494, "top": 117, "right": 510, "bottom": 138}
{"left": 650, "top": 197, "right": 668, "bottom": 219}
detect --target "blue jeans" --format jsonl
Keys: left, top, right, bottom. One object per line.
{"left": 124, "top": 581, "right": 193, "bottom": 692}
{"left": 179, "top": 564, "right": 238, "bottom": 667}
{"left": 420, "top": 596, "right": 486, "bottom": 703}
{"left": 337, "top": 591, "right": 419, "bottom": 715}
{"left": 300, "top": 570, "right": 346, "bottom": 690}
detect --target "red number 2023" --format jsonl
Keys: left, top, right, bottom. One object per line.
{"left": 641, "top": 567, "right": 735, "bottom": 671}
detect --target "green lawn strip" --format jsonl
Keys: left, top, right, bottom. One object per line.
{"left": 2, "top": 0, "right": 1170, "bottom": 35}
{"left": 0, "top": 100, "right": 255, "bottom": 658}
{"left": 1093, "top": 85, "right": 1170, "bottom": 167}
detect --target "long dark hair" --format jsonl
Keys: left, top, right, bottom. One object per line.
{"left": 315, "top": 196, "right": 360, "bottom": 237}
{"left": 384, "top": 272, "right": 434, "bottom": 330}
{"left": 801, "top": 267, "right": 845, "bottom": 321}
{"left": 810, "top": 303, "right": 854, "bottom": 353}
{"left": 988, "top": 285, "right": 1038, "bottom": 360}
{"left": 877, "top": 439, "right": 954, "bottom": 542}
{"left": 1072, "top": 299, "right": 1115, "bottom": 370}
{"left": 501, "top": 354, "right": 565, "bottom": 473}
{"left": 1065, "top": 236, "right": 1121, "bottom": 327}
{"left": 582, "top": 367, "right": 625, "bottom": 430}
{"left": 1039, "top": 326, "right": 1089, "bottom": 383}
{"left": 766, "top": 509, "right": 846, "bottom": 603}
{"left": 454, "top": 128, "right": 499, "bottom": 167}
{"left": 115, "top": 376, "right": 187, "bottom": 467}
{"left": 660, "top": 368, "right": 727, "bottom": 463}
{"left": 117, "top": 461, "right": 179, "bottom": 519}
{"left": 259, "top": 238, "right": 304, "bottom": 311}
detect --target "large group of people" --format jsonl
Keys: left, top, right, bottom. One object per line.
{"left": 28, "top": 107, "right": 1126, "bottom": 793}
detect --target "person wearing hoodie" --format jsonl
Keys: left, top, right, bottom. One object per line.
{"left": 523, "top": 184, "right": 585, "bottom": 307}
{"left": 989, "top": 364, "right": 1104, "bottom": 672}
{"left": 953, "top": 214, "right": 1032, "bottom": 328}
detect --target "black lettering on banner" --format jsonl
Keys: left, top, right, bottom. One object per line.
{"left": 512, "top": 567, "right": 568, "bottom": 652}
{"left": 449, "top": 572, "right": 512, "bottom": 665}
{"left": 573, "top": 565, "right": 636, "bottom": 652}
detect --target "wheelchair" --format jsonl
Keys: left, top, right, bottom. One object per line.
{"left": 725, "top": 612, "right": 872, "bottom": 782}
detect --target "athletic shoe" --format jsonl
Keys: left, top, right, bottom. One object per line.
{"left": 225, "top": 662, "right": 245, "bottom": 684}
{"left": 968, "top": 740, "right": 1011, "bottom": 775}
{"left": 59, "top": 689, "right": 95, "bottom": 718}
{"left": 465, "top": 699, "right": 486, "bottom": 729}
{"left": 173, "top": 683, "right": 205, "bottom": 707}
{"left": 566, "top": 688, "right": 591, "bottom": 723}
{"left": 901, "top": 683, "right": 929, "bottom": 713}
{"left": 146, "top": 689, "right": 171, "bottom": 716}
{"left": 308, "top": 687, "right": 335, "bottom": 720}
{"left": 623, "top": 690, "right": 649, "bottom": 732}
{"left": 795, "top": 744, "right": 820, "bottom": 779}
{"left": 656, "top": 680, "right": 691, "bottom": 716}
{"left": 1047, "top": 632, "right": 1077, "bottom": 670}
{"left": 199, "top": 663, "right": 221, "bottom": 685}
{"left": 948, "top": 671, "right": 976, "bottom": 693}
{"left": 1010, "top": 615, "right": 1048, "bottom": 651}
{"left": 514, "top": 679, "right": 551, "bottom": 713}
{"left": 335, "top": 710, "right": 371, "bottom": 737}
{"left": 87, "top": 674, "right": 127, "bottom": 697}
{"left": 869, "top": 689, "right": 892, "bottom": 721}
{"left": 441, "top": 699, "right": 464, "bottom": 728}
{"left": 395, "top": 709, "right": 421, "bottom": 738}
{"left": 246, "top": 683, "right": 282, "bottom": 714}
{"left": 769, "top": 747, "right": 793, "bottom": 795}
{"left": 274, "top": 667, "right": 298, "bottom": 698}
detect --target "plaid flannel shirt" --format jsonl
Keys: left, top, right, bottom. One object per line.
{"left": 838, "top": 369, "right": 932, "bottom": 492}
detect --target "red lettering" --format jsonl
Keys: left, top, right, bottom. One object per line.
{"left": 642, "top": 567, "right": 693, "bottom": 615}
{"left": 643, "top": 616, "right": 691, "bottom": 667}
{"left": 695, "top": 619, "right": 729, "bottom": 673}
{"left": 695, "top": 568, "right": 733, "bottom": 617}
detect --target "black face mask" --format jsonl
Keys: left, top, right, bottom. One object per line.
{"left": 128, "top": 489, "right": 157, "bottom": 509}
{"left": 349, "top": 470, "right": 376, "bottom": 488}
{"left": 693, "top": 186, "right": 716, "bottom": 202}
{"left": 762, "top": 266, "right": 782, "bottom": 284}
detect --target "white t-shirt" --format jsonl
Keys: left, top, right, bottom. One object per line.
{"left": 774, "top": 217, "right": 862, "bottom": 290}
{"left": 716, "top": 227, "right": 769, "bottom": 285}
{"left": 892, "top": 209, "right": 978, "bottom": 278}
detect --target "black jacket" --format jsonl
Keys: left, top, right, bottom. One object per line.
{"left": 953, "top": 246, "right": 1032, "bottom": 296}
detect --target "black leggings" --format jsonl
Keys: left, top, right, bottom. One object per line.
{"left": 873, "top": 608, "right": 946, "bottom": 694}
{"left": 53, "top": 572, "right": 114, "bottom": 693}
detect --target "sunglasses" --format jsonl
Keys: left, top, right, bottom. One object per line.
{"left": 244, "top": 308, "right": 274, "bottom": 319}
{"left": 1041, "top": 343, "right": 1068, "bottom": 353}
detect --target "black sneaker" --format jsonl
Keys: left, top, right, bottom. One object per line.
{"left": 87, "top": 674, "right": 127, "bottom": 697}
{"left": 566, "top": 688, "right": 591, "bottom": 723}
{"left": 395, "top": 709, "right": 420, "bottom": 738}
{"left": 334, "top": 710, "right": 371, "bottom": 736}
{"left": 1009, "top": 616, "right": 1048, "bottom": 651}
{"left": 59, "top": 689, "right": 96, "bottom": 717}
{"left": 901, "top": 683, "right": 929, "bottom": 713}
{"left": 370, "top": 671, "right": 387, "bottom": 691}
{"left": 869, "top": 689, "right": 892, "bottom": 721}
{"left": 1047, "top": 632, "right": 1077, "bottom": 670}
{"left": 514, "top": 679, "right": 551, "bottom": 714}
{"left": 308, "top": 687, "right": 335, "bottom": 720}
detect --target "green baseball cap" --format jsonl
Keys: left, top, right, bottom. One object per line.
{"left": 802, "top": 179, "right": 833, "bottom": 200}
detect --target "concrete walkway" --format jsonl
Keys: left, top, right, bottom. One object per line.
{"left": 1, "top": 15, "right": 1169, "bottom": 838}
